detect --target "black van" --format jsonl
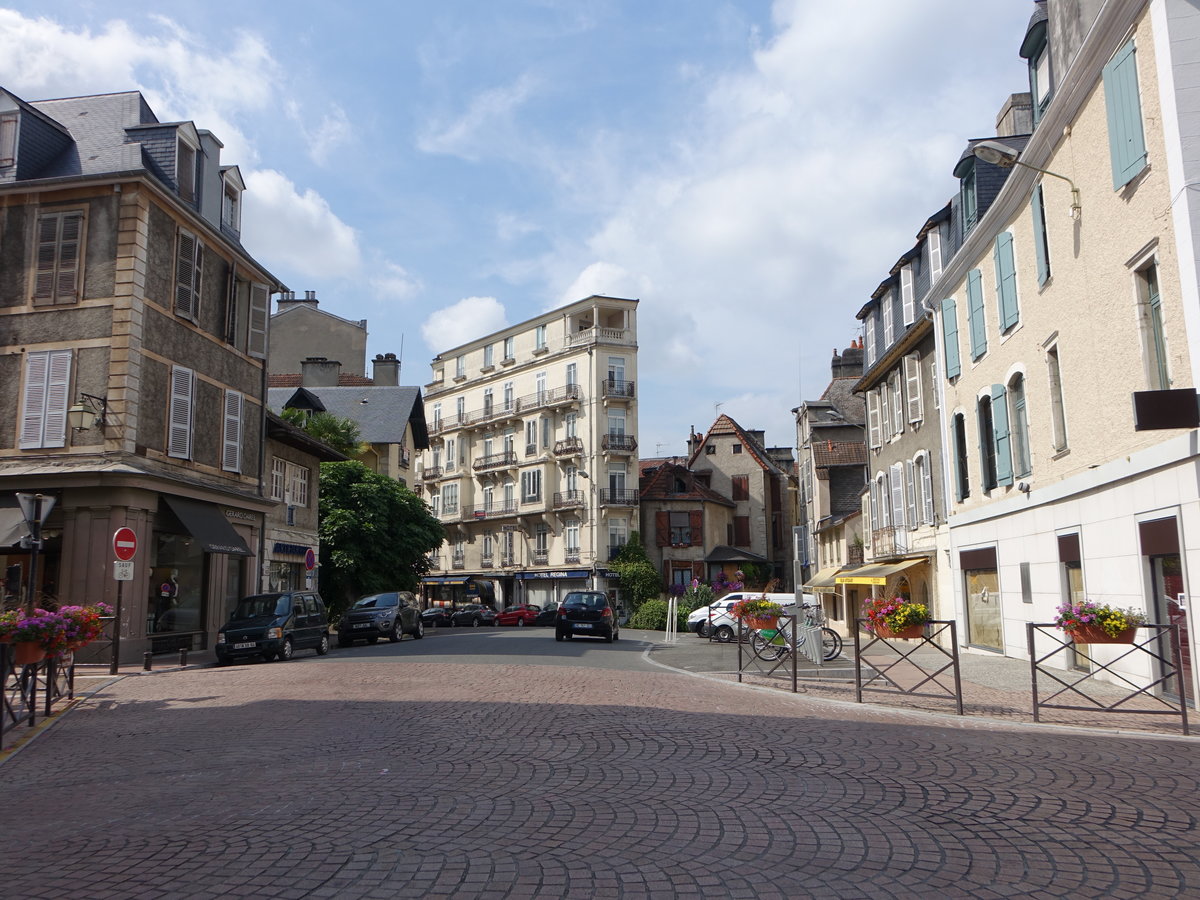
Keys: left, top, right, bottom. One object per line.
{"left": 215, "top": 591, "right": 331, "bottom": 664}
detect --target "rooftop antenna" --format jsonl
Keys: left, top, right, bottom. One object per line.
{"left": 714, "top": 401, "right": 724, "bottom": 418}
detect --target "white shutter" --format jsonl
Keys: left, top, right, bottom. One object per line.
{"left": 168, "top": 366, "right": 194, "bottom": 459}
{"left": 921, "top": 454, "right": 935, "bottom": 524}
{"left": 44, "top": 350, "right": 71, "bottom": 447}
{"left": 890, "top": 462, "right": 905, "bottom": 529}
{"left": 891, "top": 373, "right": 904, "bottom": 436}
{"left": 878, "top": 475, "right": 890, "bottom": 526}
{"left": 883, "top": 295, "right": 894, "bottom": 347}
{"left": 867, "top": 390, "right": 881, "bottom": 449}
{"left": 879, "top": 386, "right": 890, "bottom": 443}
{"left": 901, "top": 265, "right": 915, "bottom": 326}
{"left": 248, "top": 283, "right": 268, "bottom": 358}
{"left": 19, "top": 350, "right": 71, "bottom": 448}
{"left": 869, "top": 480, "right": 879, "bottom": 531}
{"left": 865, "top": 317, "right": 876, "bottom": 366}
{"left": 928, "top": 231, "right": 943, "bottom": 282}
{"left": 222, "top": 390, "right": 242, "bottom": 472}
{"left": 19, "top": 351, "right": 49, "bottom": 448}
{"left": 905, "top": 354, "right": 923, "bottom": 423}
{"left": 175, "top": 231, "right": 197, "bottom": 319}
{"left": 905, "top": 459, "right": 917, "bottom": 530}
{"left": 271, "top": 457, "right": 286, "bottom": 499}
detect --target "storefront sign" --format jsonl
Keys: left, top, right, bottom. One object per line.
{"left": 224, "top": 509, "right": 257, "bottom": 521}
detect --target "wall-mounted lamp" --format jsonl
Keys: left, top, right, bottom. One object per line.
{"left": 577, "top": 470, "right": 590, "bottom": 479}
{"left": 67, "top": 392, "right": 109, "bottom": 431}
{"left": 1017, "top": 481, "right": 1032, "bottom": 494}
{"left": 971, "top": 140, "right": 1081, "bottom": 220}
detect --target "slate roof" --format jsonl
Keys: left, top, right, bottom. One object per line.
{"left": 268, "top": 385, "right": 428, "bottom": 449}
{"left": 817, "top": 378, "right": 866, "bottom": 425}
{"left": 28, "top": 91, "right": 158, "bottom": 179}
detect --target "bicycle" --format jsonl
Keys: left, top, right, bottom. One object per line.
{"left": 750, "top": 604, "right": 842, "bottom": 662}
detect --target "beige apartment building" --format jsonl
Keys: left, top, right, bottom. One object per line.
{"left": 418, "top": 295, "right": 639, "bottom": 609}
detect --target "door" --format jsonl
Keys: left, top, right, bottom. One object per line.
{"left": 1150, "top": 554, "right": 1192, "bottom": 706}
{"left": 964, "top": 568, "right": 1002, "bottom": 650}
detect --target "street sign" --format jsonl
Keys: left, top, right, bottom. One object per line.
{"left": 113, "top": 560, "right": 134, "bottom": 581}
{"left": 304, "top": 548, "right": 316, "bottom": 571}
{"left": 113, "top": 527, "right": 137, "bottom": 561}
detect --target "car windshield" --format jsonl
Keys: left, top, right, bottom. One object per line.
{"left": 460, "top": 604, "right": 481, "bottom": 611}
{"left": 353, "top": 593, "right": 397, "bottom": 609}
{"left": 564, "top": 593, "right": 606, "bottom": 609}
{"left": 231, "top": 595, "right": 289, "bottom": 620}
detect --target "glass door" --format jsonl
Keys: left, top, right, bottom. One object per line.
{"left": 963, "top": 567, "right": 1002, "bottom": 651}
{"left": 1150, "top": 553, "right": 1193, "bottom": 707}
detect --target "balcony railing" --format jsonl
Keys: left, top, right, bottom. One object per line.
{"left": 602, "top": 379, "right": 635, "bottom": 399}
{"left": 481, "top": 555, "right": 494, "bottom": 568}
{"left": 499, "top": 554, "right": 515, "bottom": 567}
{"left": 554, "top": 436, "right": 583, "bottom": 456}
{"left": 601, "top": 433, "right": 638, "bottom": 453}
{"left": 567, "top": 326, "right": 633, "bottom": 348}
{"left": 848, "top": 544, "right": 864, "bottom": 566}
{"left": 452, "top": 553, "right": 465, "bottom": 569}
{"left": 871, "top": 526, "right": 909, "bottom": 558}
{"left": 473, "top": 450, "right": 517, "bottom": 472}
{"left": 421, "top": 466, "right": 443, "bottom": 481}
{"left": 439, "top": 504, "right": 459, "bottom": 519}
{"left": 533, "top": 551, "right": 549, "bottom": 565}
{"left": 565, "top": 552, "right": 581, "bottom": 564}
{"left": 599, "top": 488, "right": 639, "bottom": 506}
{"left": 553, "top": 490, "right": 586, "bottom": 509}
{"left": 468, "top": 501, "right": 519, "bottom": 520}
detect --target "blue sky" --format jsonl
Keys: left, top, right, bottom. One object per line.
{"left": 2, "top": 1, "right": 1034, "bottom": 456}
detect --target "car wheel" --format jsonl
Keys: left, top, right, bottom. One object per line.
{"left": 605, "top": 628, "right": 614, "bottom": 643}
{"left": 517, "top": 618, "right": 525, "bottom": 628}
{"left": 696, "top": 622, "right": 712, "bottom": 638}
{"left": 714, "top": 625, "right": 735, "bottom": 643}
{"left": 555, "top": 630, "right": 564, "bottom": 642}
{"left": 279, "top": 638, "right": 294, "bottom": 661}
{"left": 390, "top": 620, "right": 404, "bottom": 642}
{"left": 316, "top": 634, "right": 330, "bottom": 656}
{"left": 261, "top": 650, "right": 276, "bottom": 662}
{"left": 472, "top": 617, "right": 480, "bottom": 627}
{"left": 412, "top": 620, "right": 424, "bottom": 639}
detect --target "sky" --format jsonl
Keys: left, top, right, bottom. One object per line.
{"left": 1, "top": 1, "right": 1035, "bottom": 457}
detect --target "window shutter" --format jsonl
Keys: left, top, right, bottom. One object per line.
{"left": 20, "top": 350, "right": 71, "bottom": 449}
{"left": 175, "top": 231, "right": 197, "bottom": 319}
{"left": 19, "top": 351, "right": 49, "bottom": 448}
{"left": 869, "top": 479, "right": 878, "bottom": 531}
{"left": 44, "top": 350, "right": 71, "bottom": 447}
{"left": 883, "top": 295, "right": 894, "bottom": 347}
{"left": 35, "top": 213, "right": 83, "bottom": 304}
{"left": 967, "top": 269, "right": 987, "bottom": 359}
{"left": 994, "top": 232, "right": 1020, "bottom": 331}
{"left": 941, "top": 298, "right": 961, "bottom": 378}
{"left": 655, "top": 511, "right": 669, "bottom": 547}
{"left": 222, "top": 390, "right": 243, "bottom": 473}
{"left": 864, "top": 316, "right": 876, "bottom": 366}
{"left": 991, "top": 384, "right": 1013, "bottom": 486}
{"left": 168, "top": 366, "right": 194, "bottom": 459}
{"left": 891, "top": 374, "right": 904, "bottom": 436}
{"left": 867, "top": 390, "right": 881, "bottom": 449}
{"left": 879, "top": 385, "right": 891, "bottom": 443}
{"left": 689, "top": 510, "right": 703, "bottom": 542}
{"left": 921, "top": 455, "right": 935, "bottom": 524}
{"left": 1031, "top": 185, "right": 1050, "bottom": 286}
{"left": 878, "top": 476, "right": 890, "bottom": 527}
{"left": 905, "top": 354, "right": 923, "bottom": 422}
{"left": 928, "top": 231, "right": 943, "bottom": 282}
{"left": 34, "top": 215, "right": 60, "bottom": 302}
{"left": 1103, "top": 40, "right": 1147, "bottom": 190}
{"left": 901, "top": 265, "right": 915, "bottom": 326}
{"left": 890, "top": 462, "right": 905, "bottom": 529}
{"left": 248, "top": 283, "right": 269, "bottom": 358}
{"left": 0, "top": 112, "right": 16, "bottom": 167}
{"left": 905, "top": 459, "right": 917, "bottom": 530}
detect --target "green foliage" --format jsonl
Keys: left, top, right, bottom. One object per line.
{"left": 608, "top": 532, "right": 663, "bottom": 609}
{"left": 739, "top": 562, "right": 770, "bottom": 589}
{"left": 318, "top": 461, "right": 443, "bottom": 618}
{"left": 281, "top": 407, "right": 363, "bottom": 457}
{"left": 628, "top": 598, "right": 688, "bottom": 632}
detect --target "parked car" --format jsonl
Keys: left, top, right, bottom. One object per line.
{"left": 555, "top": 591, "right": 619, "bottom": 642}
{"left": 216, "top": 591, "right": 330, "bottom": 664}
{"left": 533, "top": 602, "right": 560, "bottom": 626}
{"left": 687, "top": 592, "right": 814, "bottom": 642}
{"left": 495, "top": 604, "right": 541, "bottom": 627}
{"left": 421, "top": 606, "right": 455, "bottom": 628}
{"left": 451, "top": 603, "right": 498, "bottom": 627}
{"left": 337, "top": 591, "right": 423, "bottom": 646}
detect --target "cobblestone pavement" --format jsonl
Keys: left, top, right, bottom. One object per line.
{"left": 1, "top": 633, "right": 1197, "bottom": 898}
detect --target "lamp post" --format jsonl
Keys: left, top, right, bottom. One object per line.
{"left": 970, "top": 140, "right": 1081, "bottom": 219}
{"left": 578, "top": 469, "right": 598, "bottom": 590}
{"left": 15, "top": 492, "right": 57, "bottom": 615}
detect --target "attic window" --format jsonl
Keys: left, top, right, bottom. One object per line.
{"left": 733, "top": 444, "right": 742, "bottom": 454}
{"left": 960, "top": 162, "right": 978, "bottom": 235}
{"left": 0, "top": 112, "right": 16, "bottom": 167}
{"left": 222, "top": 180, "right": 241, "bottom": 232}
{"left": 177, "top": 138, "right": 196, "bottom": 203}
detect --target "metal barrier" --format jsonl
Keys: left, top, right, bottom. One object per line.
{"left": 737, "top": 614, "right": 799, "bottom": 693}
{"left": 1026, "top": 622, "right": 1190, "bottom": 735}
{"left": 852, "top": 619, "right": 964, "bottom": 715}
{"left": 1, "top": 647, "right": 75, "bottom": 750}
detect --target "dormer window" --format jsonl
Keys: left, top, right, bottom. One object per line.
{"left": 222, "top": 182, "right": 241, "bottom": 232}
{"left": 1020, "top": 9, "right": 1052, "bottom": 126}
{"left": 960, "top": 161, "right": 978, "bottom": 236}
{"left": 177, "top": 137, "right": 197, "bottom": 203}
{"left": 0, "top": 111, "right": 17, "bottom": 167}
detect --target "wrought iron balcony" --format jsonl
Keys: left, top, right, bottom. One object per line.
{"left": 601, "top": 433, "right": 638, "bottom": 453}
{"left": 554, "top": 436, "right": 584, "bottom": 456}
{"left": 481, "top": 555, "right": 494, "bottom": 568}
{"left": 451, "top": 552, "right": 465, "bottom": 569}
{"left": 473, "top": 450, "right": 517, "bottom": 471}
{"left": 421, "top": 465, "right": 443, "bottom": 481}
{"left": 468, "top": 501, "right": 519, "bottom": 520}
{"left": 599, "top": 488, "right": 639, "bottom": 506}
{"left": 564, "top": 552, "right": 581, "bottom": 564}
{"left": 871, "top": 526, "right": 909, "bottom": 558}
{"left": 533, "top": 551, "right": 549, "bottom": 565}
{"left": 553, "top": 490, "right": 586, "bottom": 510}
{"left": 602, "top": 378, "right": 635, "bottom": 399}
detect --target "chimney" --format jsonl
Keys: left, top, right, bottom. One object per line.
{"left": 995, "top": 93, "right": 1033, "bottom": 137}
{"left": 832, "top": 342, "right": 863, "bottom": 379}
{"left": 372, "top": 352, "right": 400, "bottom": 386}
{"left": 687, "top": 426, "right": 703, "bottom": 457}
{"left": 301, "top": 356, "right": 341, "bottom": 387}
{"left": 276, "top": 290, "right": 319, "bottom": 312}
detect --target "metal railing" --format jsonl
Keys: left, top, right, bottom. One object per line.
{"left": 473, "top": 450, "right": 517, "bottom": 471}
{"left": 468, "top": 501, "right": 519, "bottom": 519}
{"left": 871, "top": 525, "right": 909, "bottom": 557}
{"left": 601, "top": 433, "right": 637, "bottom": 453}
{"left": 599, "top": 488, "right": 639, "bottom": 506}
{"left": 451, "top": 553, "right": 465, "bottom": 569}
{"left": 421, "top": 465, "right": 443, "bottom": 481}
{"left": 602, "top": 378, "right": 635, "bottom": 399}
{"left": 533, "top": 551, "right": 549, "bottom": 564}
{"left": 554, "top": 437, "right": 583, "bottom": 456}
{"left": 553, "top": 490, "right": 586, "bottom": 509}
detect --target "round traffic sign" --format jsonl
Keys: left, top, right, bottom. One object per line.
{"left": 113, "top": 527, "right": 138, "bottom": 561}
{"left": 304, "top": 548, "right": 316, "bottom": 571}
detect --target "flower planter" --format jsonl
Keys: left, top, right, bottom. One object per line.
{"left": 875, "top": 623, "right": 925, "bottom": 640}
{"left": 13, "top": 641, "right": 45, "bottom": 666}
{"left": 1070, "top": 624, "right": 1136, "bottom": 644}
{"left": 744, "top": 616, "right": 779, "bottom": 630}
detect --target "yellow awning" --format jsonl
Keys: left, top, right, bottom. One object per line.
{"left": 835, "top": 558, "right": 926, "bottom": 586}
{"left": 802, "top": 566, "right": 844, "bottom": 590}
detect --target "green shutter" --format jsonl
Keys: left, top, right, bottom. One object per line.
{"left": 1031, "top": 185, "right": 1050, "bottom": 286}
{"left": 967, "top": 269, "right": 987, "bottom": 360}
{"left": 991, "top": 383, "right": 1013, "bottom": 487}
{"left": 994, "top": 232, "right": 1020, "bottom": 331}
{"left": 1103, "top": 40, "right": 1147, "bottom": 190}
{"left": 941, "top": 298, "right": 961, "bottom": 378}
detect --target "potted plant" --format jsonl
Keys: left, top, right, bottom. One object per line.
{"left": 58, "top": 603, "right": 112, "bottom": 651}
{"left": 732, "top": 596, "right": 785, "bottom": 630}
{"left": 5, "top": 609, "right": 69, "bottom": 664}
{"left": 863, "top": 596, "right": 930, "bottom": 640}
{"left": 1054, "top": 599, "right": 1146, "bottom": 643}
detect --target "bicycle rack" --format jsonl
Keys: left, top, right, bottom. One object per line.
{"left": 1026, "top": 622, "right": 1190, "bottom": 735}
{"left": 852, "top": 619, "right": 964, "bottom": 715}
{"left": 737, "top": 613, "right": 799, "bottom": 693}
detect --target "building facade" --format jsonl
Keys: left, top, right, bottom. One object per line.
{"left": 268, "top": 290, "right": 369, "bottom": 377}
{"left": 417, "top": 295, "right": 639, "bottom": 609}
{"left": 638, "top": 459, "right": 736, "bottom": 590}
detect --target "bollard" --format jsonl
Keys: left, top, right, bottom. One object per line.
{"left": 143, "top": 650, "right": 153, "bottom": 671}
{"left": 178, "top": 647, "right": 188, "bottom": 667}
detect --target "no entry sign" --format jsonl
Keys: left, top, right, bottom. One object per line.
{"left": 113, "top": 527, "right": 138, "bottom": 561}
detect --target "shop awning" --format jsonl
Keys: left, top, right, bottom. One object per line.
{"left": 802, "top": 566, "right": 844, "bottom": 590}
{"left": 420, "top": 575, "right": 471, "bottom": 584}
{"left": 835, "top": 558, "right": 925, "bottom": 586}
{"left": 0, "top": 507, "right": 29, "bottom": 547}
{"left": 160, "top": 496, "right": 252, "bottom": 556}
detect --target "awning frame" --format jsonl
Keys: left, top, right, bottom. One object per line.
{"left": 835, "top": 558, "right": 926, "bottom": 586}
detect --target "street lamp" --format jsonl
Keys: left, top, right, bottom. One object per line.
{"left": 971, "top": 140, "right": 1081, "bottom": 219}
{"left": 15, "top": 492, "right": 57, "bottom": 614}
{"left": 66, "top": 392, "right": 109, "bottom": 431}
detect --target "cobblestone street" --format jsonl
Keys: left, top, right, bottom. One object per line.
{"left": 1, "top": 633, "right": 1197, "bottom": 898}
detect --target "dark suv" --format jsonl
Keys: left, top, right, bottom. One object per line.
{"left": 216, "top": 591, "right": 330, "bottom": 664}
{"left": 555, "top": 591, "right": 620, "bottom": 643}
{"left": 337, "top": 591, "right": 424, "bottom": 646}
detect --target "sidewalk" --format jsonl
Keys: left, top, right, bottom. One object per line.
{"left": 644, "top": 630, "right": 1194, "bottom": 738}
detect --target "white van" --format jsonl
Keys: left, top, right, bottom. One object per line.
{"left": 687, "top": 592, "right": 815, "bottom": 641}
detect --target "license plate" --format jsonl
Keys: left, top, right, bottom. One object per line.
{"left": 575, "top": 623, "right": 592, "bottom": 629}
{"left": 234, "top": 642, "right": 256, "bottom": 649}
{"left": 353, "top": 623, "right": 373, "bottom": 629}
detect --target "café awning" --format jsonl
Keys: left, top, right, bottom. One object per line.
{"left": 802, "top": 566, "right": 844, "bottom": 590}
{"left": 835, "top": 558, "right": 926, "bottom": 586}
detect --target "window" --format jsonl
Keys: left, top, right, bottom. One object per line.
{"left": 483, "top": 344, "right": 494, "bottom": 368}
{"left": 566, "top": 362, "right": 578, "bottom": 388}
{"left": 879, "top": 382, "right": 891, "bottom": 442}
{"left": 536, "top": 370, "right": 547, "bottom": 400}
{"left": 19, "top": 349, "right": 71, "bottom": 449}
{"left": 1031, "top": 185, "right": 1051, "bottom": 286}
{"left": 0, "top": 111, "right": 16, "bottom": 167}
{"left": 733, "top": 516, "right": 751, "bottom": 547}
{"left": 1103, "top": 39, "right": 1148, "bottom": 190}
{"left": 177, "top": 138, "right": 196, "bottom": 202}
{"left": 287, "top": 463, "right": 310, "bottom": 508}
{"left": 732, "top": 444, "right": 742, "bottom": 454}
{"left": 608, "top": 408, "right": 626, "bottom": 436}
{"left": 248, "top": 284, "right": 268, "bottom": 359}
{"left": 34, "top": 211, "right": 83, "bottom": 305}
{"left": 445, "top": 439, "right": 455, "bottom": 471}
{"left": 901, "top": 265, "right": 915, "bottom": 326}
{"left": 875, "top": 473, "right": 889, "bottom": 527}
{"left": 1009, "top": 374, "right": 1031, "bottom": 478}
{"left": 1046, "top": 344, "right": 1068, "bottom": 452}
{"left": 961, "top": 163, "right": 978, "bottom": 235}
{"left": 890, "top": 461, "right": 906, "bottom": 529}
{"left": 500, "top": 382, "right": 512, "bottom": 411}
{"left": 669, "top": 512, "right": 692, "bottom": 545}
{"left": 882, "top": 294, "right": 894, "bottom": 348}
{"left": 483, "top": 389, "right": 494, "bottom": 417}
{"left": 966, "top": 269, "right": 987, "bottom": 360}
{"left": 994, "top": 232, "right": 1020, "bottom": 331}
{"left": 504, "top": 336, "right": 515, "bottom": 360}
{"left": 455, "top": 396, "right": 466, "bottom": 423}
{"left": 905, "top": 459, "right": 917, "bottom": 530}
{"left": 221, "top": 181, "right": 241, "bottom": 232}
{"left": 174, "top": 229, "right": 203, "bottom": 322}
{"left": 455, "top": 356, "right": 465, "bottom": 379}
{"left": 541, "top": 416, "right": 551, "bottom": 449}
{"left": 271, "top": 458, "right": 287, "bottom": 500}
{"left": 1136, "top": 261, "right": 1170, "bottom": 390}
{"left": 535, "top": 324, "right": 547, "bottom": 351}
{"left": 953, "top": 413, "right": 970, "bottom": 501}
{"left": 565, "top": 520, "right": 580, "bottom": 555}
{"left": 915, "top": 452, "right": 935, "bottom": 525}
{"left": 525, "top": 419, "right": 537, "bottom": 455}
{"left": 482, "top": 532, "right": 494, "bottom": 561}
{"left": 565, "top": 412, "right": 577, "bottom": 438}
{"left": 442, "top": 483, "right": 458, "bottom": 514}
{"left": 1027, "top": 26, "right": 1053, "bottom": 125}
{"left": 168, "top": 366, "right": 194, "bottom": 459}
{"left": 705, "top": 444, "right": 716, "bottom": 455}
{"left": 608, "top": 518, "right": 628, "bottom": 555}
{"left": 222, "top": 390, "right": 242, "bottom": 473}
{"left": 940, "top": 298, "right": 961, "bottom": 378}
{"left": 732, "top": 474, "right": 749, "bottom": 501}
{"left": 978, "top": 385, "right": 1013, "bottom": 491}
{"left": 521, "top": 469, "right": 542, "bottom": 502}
{"left": 869, "top": 477, "right": 879, "bottom": 531}
{"left": 535, "top": 524, "right": 548, "bottom": 556}
{"left": 432, "top": 402, "right": 442, "bottom": 428}
{"left": 904, "top": 354, "right": 923, "bottom": 423}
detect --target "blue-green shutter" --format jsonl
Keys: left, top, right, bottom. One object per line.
{"left": 991, "top": 383, "right": 1013, "bottom": 487}
{"left": 1103, "top": 40, "right": 1147, "bottom": 190}
{"left": 1031, "top": 185, "right": 1050, "bottom": 286}
{"left": 994, "top": 232, "right": 1020, "bottom": 331}
{"left": 967, "top": 269, "right": 987, "bottom": 360}
{"left": 941, "top": 297, "right": 961, "bottom": 378}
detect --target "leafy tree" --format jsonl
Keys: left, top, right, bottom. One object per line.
{"left": 317, "top": 461, "right": 443, "bottom": 617}
{"left": 608, "top": 531, "right": 662, "bottom": 610}
{"left": 281, "top": 407, "right": 363, "bottom": 457}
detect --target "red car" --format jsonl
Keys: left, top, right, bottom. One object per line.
{"left": 495, "top": 604, "right": 541, "bottom": 627}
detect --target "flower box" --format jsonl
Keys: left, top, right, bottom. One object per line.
{"left": 1070, "top": 624, "right": 1137, "bottom": 644}
{"left": 874, "top": 623, "right": 925, "bottom": 640}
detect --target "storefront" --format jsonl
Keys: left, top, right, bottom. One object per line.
{"left": 835, "top": 557, "right": 930, "bottom": 632}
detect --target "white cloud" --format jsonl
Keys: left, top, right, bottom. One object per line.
{"left": 421, "top": 296, "right": 509, "bottom": 353}
{"left": 559, "top": 262, "right": 650, "bottom": 307}
{"left": 285, "top": 100, "right": 352, "bottom": 165}
{"left": 370, "top": 261, "right": 422, "bottom": 303}
{"left": 417, "top": 72, "right": 540, "bottom": 162}
{"left": 241, "top": 169, "right": 361, "bottom": 279}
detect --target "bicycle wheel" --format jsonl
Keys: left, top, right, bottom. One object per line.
{"left": 752, "top": 632, "right": 786, "bottom": 661}
{"left": 821, "top": 628, "right": 843, "bottom": 661}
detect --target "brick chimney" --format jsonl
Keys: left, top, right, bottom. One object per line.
{"left": 995, "top": 93, "right": 1033, "bottom": 137}
{"left": 372, "top": 352, "right": 400, "bottom": 386}
{"left": 301, "top": 356, "right": 341, "bottom": 387}
{"left": 831, "top": 342, "right": 863, "bottom": 379}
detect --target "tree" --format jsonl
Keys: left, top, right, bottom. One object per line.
{"left": 608, "top": 531, "right": 662, "bottom": 610}
{"left": 281, "top": 407, "right": 362, "bottom": 457}
{"left": 318, "top": 461, "right": 443, "bottom": 617}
